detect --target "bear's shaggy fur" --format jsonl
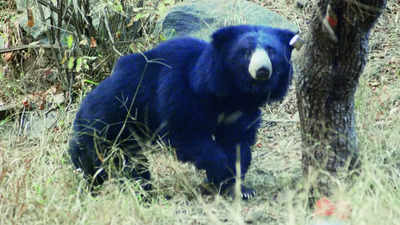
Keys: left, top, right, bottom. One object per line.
{"left": 69, "top": 25, "right": 296, "bottom": 198}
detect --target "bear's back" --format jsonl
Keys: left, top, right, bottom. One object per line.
{"left": 146, "top": 37, "right": 208, "bottom": 71}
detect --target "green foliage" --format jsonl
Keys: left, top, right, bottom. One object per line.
{"left": 0, "top": 0, "right": 173, "bottom": 106}
{"left": 111, "top": 0, "right": 124, "bottom": 13}
{"left": 66, "top": 35, "right": 74, "bottom": 49}
{"left": 0, "top": 118, "right": 10, "bottom": 127}
{"left": 67, "top": 56, "right": 75, "bottom": 70}
{"left": 83, "top": 79, "right": 99, "bottom": 86}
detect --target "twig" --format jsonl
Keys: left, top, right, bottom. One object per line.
{"left": 0, "top": 44, "right": 61, "bottom": 54}
{"left": 36, "top": 1, "right": 60, "bottom": 63}
{"left": 104, "top": 8, "right": 123, "bottom": 56}
{"left": 36, "top": 0, "right": 62, "bottom": 14}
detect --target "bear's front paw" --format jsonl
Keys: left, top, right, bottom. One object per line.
{"left": 224, "top": 184, "right": 256, "bottom": 200}
{"left": 240, "top": 185, "right": 256, "bottom": 200}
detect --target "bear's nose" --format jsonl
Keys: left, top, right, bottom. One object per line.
{"left": 255, "top": 67, "right": 271, "bottom": 80}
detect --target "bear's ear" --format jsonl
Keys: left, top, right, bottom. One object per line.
{"left": 211, "top": 25, "right": 253, "bottom": 48}
{"left": 274, "top": 28, "right": 303, "bottom": 50}
{"left": 275, "top": 29, "right": 296, "bottom": 45}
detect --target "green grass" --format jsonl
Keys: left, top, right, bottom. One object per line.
{"left": 1, "top": 0, "right": 400, "bottom": 224}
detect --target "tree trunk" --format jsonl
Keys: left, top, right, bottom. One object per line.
{"left": 295, "top": 0, "right": 387, "bottom": 196}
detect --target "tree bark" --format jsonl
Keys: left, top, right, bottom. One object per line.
{"left": 295, "top": 0, "right": 387, "bottom": 196}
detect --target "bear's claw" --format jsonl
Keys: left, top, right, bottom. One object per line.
{"left": 224, "top": 184, "right": 256, "bottom": 200}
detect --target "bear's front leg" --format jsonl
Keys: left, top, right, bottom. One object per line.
{"left": 196, "top": 145, "right": 256, "bottom": 200}
{"left": 216, "top": 142, "right": 256, "bottom": 200}
{"left": 214, "top": 110, "right": 261, "bottom": 199}
{"left": 171, "top": 134, "right": 254, "bottom": 200}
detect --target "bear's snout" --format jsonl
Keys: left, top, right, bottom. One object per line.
{"left": 255, "top": 67, "right": 271, "bottom": 80}
{"left": 248, "top": 48, "right": 273, "bottom": 81}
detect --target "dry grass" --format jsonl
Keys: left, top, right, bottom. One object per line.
{"left": 1, "top": 0, "right": 400, "bottom": 224}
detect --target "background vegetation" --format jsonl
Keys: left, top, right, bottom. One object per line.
{"left": 0, "top": 0, "right": 399, "bottom": 224}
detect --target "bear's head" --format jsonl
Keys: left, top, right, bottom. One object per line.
{"left": 210, "top": 25, "right": 299, "bottom": 102}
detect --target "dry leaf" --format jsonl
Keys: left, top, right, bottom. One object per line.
{"left": 53, "top": 93, "right": 65, "bottom": 105}
{"left": 27, "top": 8, "right": 35, "bottom": 28}
{"left": 90, "top": 37, "right": 97, "bottom": 48}
{"left": 79, "top": 39, "right": 88, "bottom": 46}
{"left": 22, "top": 99, "right": 30, "bottom": 108}
{"left": 39, "top": 98, "right": 46, "bottom": 110}
{"left": 3, "top": 52, "right": 13, "bottom": 62}
{"left": 127, "top": 17, "right": 135, "bottom": 27}
{"left": 314, "top": 197, "right": 352, "bottom": 220}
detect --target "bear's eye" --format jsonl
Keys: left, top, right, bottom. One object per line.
{"left": 241, "top": 49, "right": 252, "bottom": 59}
{"left": 266, "top": 46, "right": 276, "bottom": 55}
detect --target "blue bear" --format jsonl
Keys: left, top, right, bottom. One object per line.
{"left": 69, "top": 25, "right": 298, "bottom": 199}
